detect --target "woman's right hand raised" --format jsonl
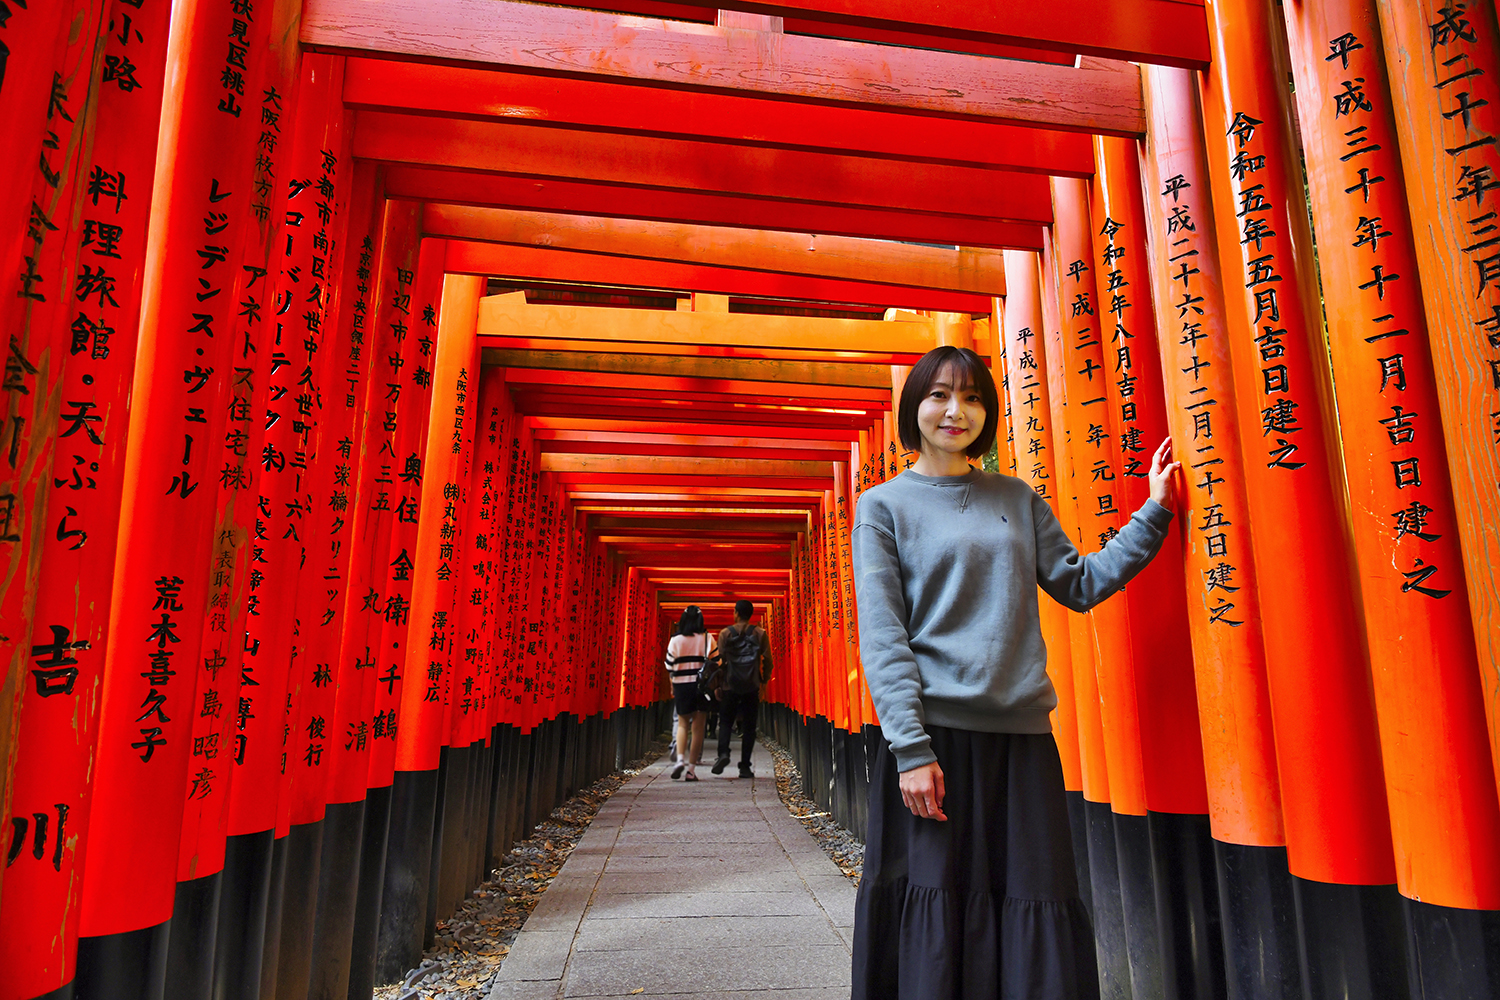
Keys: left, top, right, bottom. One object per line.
{"left": 898, "top": 761, "right": 948, "bottom": 821}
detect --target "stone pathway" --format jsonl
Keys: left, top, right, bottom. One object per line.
{"left": 486, "top": 744, "right": 855, "bottom": 999}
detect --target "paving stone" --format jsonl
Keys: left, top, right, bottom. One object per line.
{"left": 593, "top": 869, "right": 807, "bottom": 895}
{"left": 486, "top": 978, "right": 561, "bottom": 999}
{"left": 572, "top": 914, "right": 838, "bottom": 952}
{"left": 582, "top": 889, "right": 823, "bottom": 920}
{"left": 562, "top": 945, "right": 851, "bottom": 996}
{"left": 568, "top": 991, "right": 849, "bottom": 1000}
{"left": 492, "top": 930, "right": 576, "bottom": 983}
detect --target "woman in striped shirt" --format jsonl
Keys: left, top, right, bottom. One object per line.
{"left": 664, "top": 605, "right": 717, "bottom": 781}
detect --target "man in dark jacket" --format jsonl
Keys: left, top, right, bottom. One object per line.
{"left": 711, "top": 600, "right": 773, "bottom": 778}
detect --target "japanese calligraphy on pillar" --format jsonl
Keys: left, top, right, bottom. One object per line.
{"left": 0, "top": 0, "right": 172, "bottom": 985}
{"left": 1158, "top": 171, "right": 1252, "bottom": 628}
{"left": 1377, "top": 0, "right": 1500, "bottom": 779}
{"left": 1283, "top": 4, "right": 1500, "bottom": 906}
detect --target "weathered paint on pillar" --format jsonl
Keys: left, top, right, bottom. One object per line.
{"left": 0, "top": 0, "right": 157, "bottom": 987}
{"left": 1139, "top": 65, "right": 1284, "bottom": 849}
{"left": 1282, "top": 0, "right": 1500, "bottom": 908}
{"left": 0, "top": 0, "right": 110, "bottom": 795}
{"left": 1377, "top": 0, "right": 1500, "bottom": 801}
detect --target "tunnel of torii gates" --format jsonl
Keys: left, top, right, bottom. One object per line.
{"left": 4, "top": 0, "right": 1500, "bottom": 998}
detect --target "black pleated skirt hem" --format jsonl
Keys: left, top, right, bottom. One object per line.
{"left": 851, "top": 726, "right": 1100, "bottom": 1000}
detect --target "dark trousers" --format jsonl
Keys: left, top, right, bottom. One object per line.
{"left": 717, "top": 689, "right": 759, "bottom": 765}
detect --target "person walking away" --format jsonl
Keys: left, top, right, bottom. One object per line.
{"left": 850, "top": 346, "right": 1180, "bottom": 998}
{"left": 664, "top": 605, "right": 716, "bottom": 781}
{"left": 711, "top": 600, "right": 773, "bottom": 778}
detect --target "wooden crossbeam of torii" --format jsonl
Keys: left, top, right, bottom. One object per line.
{"left": 545, "top": 0, "right": 1210, "bottom": 67}
{"left": 428, "top": 206, "right": 1010, "bottom": 296}
{"left": 390, "top": 167, "right": 1040, "bottom": 249}
{"left": 444, "top": 241, "right": 998, "bottom": 313}
{"left": 477, "top": 291, "right": 947, "bottom": 355}
{"left": 504, "top": 358, "right": 889, "bottom": 391}
{"left": 341, "top": 59, "right": 1097, "bottom": 176}
{"left": 357, "top": 113, "right": 1053, "bottom": 223}
{"left": 301, "top": 0, "right": 1148, "bottom": 134}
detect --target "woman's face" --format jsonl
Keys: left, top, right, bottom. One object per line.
{"left": 916, "top": 364, "right": 985, "bottom": 459}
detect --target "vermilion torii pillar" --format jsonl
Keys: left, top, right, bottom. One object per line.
{"left": 1375, "top": 0, "right": 1500, "bottom": 804}
{"left": 1051, "top": 175, "right": 1167, "bottom": 999}
{"left": 1280, "top": 1, "right": 1500, "bottom": 986}
{"left": 1091, "top": 134, "right": 1217, "bottom": 1000}
{"left": 1038, "top": 232, "right": 1125, "bottom": 981}
{"left": 75, "top": 0, "right": 276, "bottom": 985}
{"left": 999, "top": 253, "right": 1079, "bottom": 796}
{"left": 1139, "top": 63, "right": 1298, "bottom": 997}
{"left": 1197, "top": 0, "right": 1404, "bottom": 993}
{"left": 0, "top": 0, "right": 109, "bottom": 798}
{"left": 0, "top": 0, "right": 169, "bottom": 993}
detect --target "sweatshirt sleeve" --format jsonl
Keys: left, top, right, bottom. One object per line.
{"left": 1032, "top": 492, "right": 1174, "bottom": 613}
{"left": 852, "top": 504, "right": 936, "bottom": 773}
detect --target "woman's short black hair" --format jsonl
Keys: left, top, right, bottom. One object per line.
{"left": 678, "top": 605, "right": 705, "bottom": 635}
{"left": 897, "top": 346, "right": 999, "bottom": 460}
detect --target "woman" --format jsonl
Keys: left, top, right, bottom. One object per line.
{"left": 664, "top": 605, "right": 716, "bottom": 782}
{"left": 850, "top": 346, "right": 1179, "bottom": 999}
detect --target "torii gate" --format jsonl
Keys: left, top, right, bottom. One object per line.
{"left": 1, "top": 1, "right": 1498, "bottom": 999}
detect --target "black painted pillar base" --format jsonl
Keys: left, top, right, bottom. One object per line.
{"left": 258, "top": 833, "right": 289, "bottom": 1000}
{"left": 1214, "top": 840, "right": 1302, "bottom": 1000}
{"left": 1402, "top": 896, "right": 1500, "bottom": 1000}
{"left": 273, "top": 819, "right": 325, "bottom": 1000}
{"left": 1113, "top": 812, "right": 1165, "bottom": 1000}
{"left": 1147, "top": 811, "right": 1225, "bottom": 1000}
{"left": 1292, "top": 876, "right": 1407, "bottom": 1000}
{"left": 426, "top": 747, "right": 453, "bottom": 938}
{"left": 163, "top": 870, "right": 222, "bottom": 1000}
{"left": 1084, "top": 799, "right": 1132, "bottom": 1000}
{"left": 74, "top": 920, "right": 171, "bottom": 1000}
{"left": 347, "top": 783, "right": 392, "bottom": 1000}
{"left": 433, "top": 745, "right": 464, "bottom": 922}
{"left": 306, "top": 798, "right": 366, "bottom": 1000}
{"left": 1066, "top": 790, "right": 1094, "bottom": 926}
{"left": 374, "top": 767, "right": 440, "bottom": 984}
{"left": 213, "top": 829, "right": 275, "bottom": 1000}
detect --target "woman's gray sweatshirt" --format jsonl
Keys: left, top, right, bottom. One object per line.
{"left": 851, "top": 468, "right": 1173, "bottom": 773}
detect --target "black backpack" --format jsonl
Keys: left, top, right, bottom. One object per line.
{"left": 720, "top": 625, "right": 763, "bottom": 694}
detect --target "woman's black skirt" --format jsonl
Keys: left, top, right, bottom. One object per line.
{"left": 852, "top": 726, "right": 1099, "bottom": 1000}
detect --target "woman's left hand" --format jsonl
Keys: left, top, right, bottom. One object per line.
{"left": 1148, "top": 437, "right": 1182, "bottom": 511}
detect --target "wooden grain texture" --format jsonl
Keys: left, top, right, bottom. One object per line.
{"left": 427, "top": 204, "right": 1008, "bottom": 295}
{"left": 485, "top": 349, "right": 890, "bottom": 387}
{"left": 302, "top": 0, "right": 1145, "bottom": 134}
